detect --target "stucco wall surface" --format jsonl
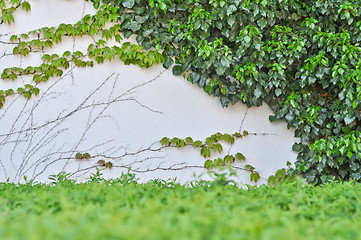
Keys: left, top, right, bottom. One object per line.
{"left": 0, "top": 0, "right": 298, "bottom": 185}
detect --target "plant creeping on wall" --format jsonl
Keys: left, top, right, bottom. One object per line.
{"left": 1, "top": 0, "right": 361, "bottom": 184}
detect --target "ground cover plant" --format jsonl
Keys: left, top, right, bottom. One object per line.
{"left": 0, "top": 171, "right": 361, "bottom": 240}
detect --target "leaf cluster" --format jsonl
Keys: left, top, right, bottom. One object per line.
{"left": 0, "top": 3, "right": 163, "bottom": 107}
{"left": 161, "top": 131, "right": 260, "bottom": 182}
{"left": 0, "top": 0, "right": 30, "bottom": 25}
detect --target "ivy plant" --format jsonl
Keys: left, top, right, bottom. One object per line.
{"left": 160, "top": 131, "right": 261, "bottom": 183}
{"left": 1, "top": 0, "right": 361, "bottom": 184}
{"left": 86, "top": 0, "right": 360, "bottom": 184}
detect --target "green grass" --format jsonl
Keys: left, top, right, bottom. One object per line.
{"left": 0, "top": 172, "right": 360, "bottom": 240}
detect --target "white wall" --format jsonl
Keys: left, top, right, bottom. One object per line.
{"left": 0, "top": 0, "right": 298, "bottom": 185}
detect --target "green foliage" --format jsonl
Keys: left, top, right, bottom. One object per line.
{"left": 97, "top": 159, "right": 113, "bottom": 169}
{"left": 75, "top": 152, "right": 91, "bottom": 160}
{"left": 161, "top": 131, "right": 259, "bottom": 182}
{"left": 83, "top": 0, "right": 361, "bottom": 184}
{"left": 0, "top": 3, "right": 163, "bottom": 107}
{"left": 2, "top": 177, "right": 361, "bottom": 239}
{"left": 267, "top": 161, "right": 297, "bottom": 185}
{"left": 0, "top": 0, "right": 30, "bottom": 25}
{"left": 2, "top": 0, "right": 361, "bottom": 183}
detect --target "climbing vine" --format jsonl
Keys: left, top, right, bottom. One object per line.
{"left": 161, "top": 130, "right": 261, "bottom": 183}
{"left": 0, "top": 3, "right": 164, "bottom": 108}
{"left": 1, "top": 0, "right": 361, "bottom": 184}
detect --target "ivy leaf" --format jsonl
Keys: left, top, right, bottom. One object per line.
{"left": 275, "top": 88, "right": 282, "bottom": 97}
{"left": 224, "top": 155, "right": 234, "bottom": 164}
{"left": 129, "top": 22, "right": 141, "bottom": 31}
{"left": 163, "top": 57, "right": 174, "bottom": 69}
{"left": 193, "top": 140, "right": 202, "bottom": 148}
{"left": 204, "top": 160, "right": 213, "bottom": 170}
{"left": 342, "top": 127, "right": 352, "bottom": 134}
{"left": 75, "top": 153, "right": 82, "bottom": 160}
{"left": 98, "top": 160, "right": 106, "bottom": 166}
{"left": 216, "top": 65, "right": 226, "bottom": 75}
{"left": 122, "top": 0, "right": 135, "bottom": 8}
{"left": 160, "top": 137, "right": 170, "bottom": 146}
{"left": 257, "top": 18, "right": 267, "bottom": 29}
{"left": 235, "top": 153, "right": 245, "bottom": 161}
{"left": 244, "top": 35, "right": 251, "bottom": 43}
{"left": 200, "top": 147, "right": 211, "bottom": 158}
{"left": 344, "top": 115, "right": 355, "bottom": 125}
{"left": 172, "top": 65, "right": 182, "bottom": 75}
{"left": 105, "top": 161, "right": 113, "bottom": 169}
{"left": 254, "top": 88, "right": 262, "bottom": 98}
{"left": 21, "top": 2, "right": 31, "bottom": 12}
{"left": 227, "top": 15, "right": 236, "bottom": 26}
{"left": 220, "top": 97, "right": 230, "bottom": 107}
{"left": 226, "top": 5, "right": 237, "bottom": 16}
{"left": 123, "top": 31, "right": 133, "bottom": 38}
{"left": 250, "top": 172, "right": 260, "bottom": 182}
{"left": 220, "top": 57, "right": 230, "bottom": 68}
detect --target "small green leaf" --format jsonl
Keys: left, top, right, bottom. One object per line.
{"left": 200, "top": 147, "right": 211, "bottom": 158}
{"left": 193, "top": 140, "right": 202, "bottom": 148}
{"left": 105, "top": 161, "right": 113, "bottom": 169}
{"left": 160, "top": 137, "right": 170, "bottom": 146}
{"left": 251, "top": 172, "right": 260, "bottom": 182}
{"left": 235, "top": 153, "right": 246, "bottom": 161}
{"left": 22, "top": 2, "right": 31, "bottom": 12}
{"left": 185, "top": 137, "right": 193, "bottom": 144}
{"left": 75, "top": 153, "right": 82, "bottom": 160}
{"left": 245, "top": 164, "right": 255, "bottom": 171}
{"left": 98, "top": 160, "right": 106, "bottom": 166}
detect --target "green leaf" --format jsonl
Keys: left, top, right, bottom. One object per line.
{"left": 226, "top": 5, "right": 237, "bottom": 16}
{"left": 224, "top": 155, "right": 234, "bottom": 164}
{"left": 129, "top": 22, "right": 141, "bottom": 31}
{"left": 75, "top": 153, "right": 82, "bottom": 160}
{"left": 220, "top": 97, "right": 230, "bottom": 107}
{"left": 172, "top": 65, "right": 182, "bottom": 75}
{"left": 244, "top": 35, "right": 251, "bottom": 43}
{"left": 21, "top": 1, "right": 31, "bottom": 12}
{"left": 200, "top": 147, "right": 211, "bottom": 158}
{"left": 275, "top": 88, "right": 282, "bottom": 97}
{"left": 160, "top": 137, "right": 169, "bottom": 146}
{"left": 193, "top": 140, "right": 202, "bottom": 148}
{"left": 250, "top": 172, "right": 260, "bottom": 182}
{"left": 185, "top": 137, "right": 193, "bottom": 144}
{"left": 235, "top": 153, "right": 245, "bottom": 161}
{"left": 122, "top": 0, "right": 135, "bottom": 8}
{"left": 204, "top": 160, "right": 213, "bottom": 170}
{"left": 344, "top": 115, "right": 355, "bottom": 125}
{"left": 105, "top": 161, "right": 113, "bottom": 169}
{"left": 216, "top": 65, "right": 226, "bottom": 75}
{"left": 163, "top": 57, "right": 174, "bottom": 69}
{"left": 254, "top": 88, "right": 262, "bottom": 98}
{"left": 342, "top": 127, "right": 352, "bottom": 134}
{"left": 245, "top": 164, "right": 255, "bottom": 171}
{"left": 98, "top": 160, "right": 105, "bottom": 166}
{"left": 257, "top": 18, "right": 267, "bottom": 29}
